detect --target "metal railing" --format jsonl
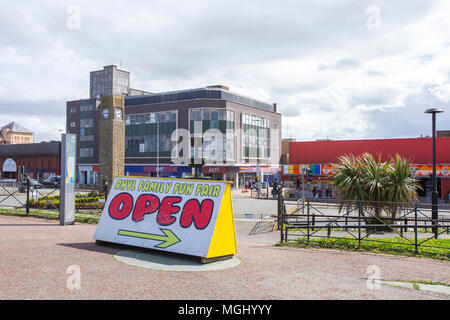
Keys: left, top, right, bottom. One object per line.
{"left": 280, "top": 199, "right": 450, "bottom": 257}
{"left": 0, "top": 179, "right": 107, "bottom": 217}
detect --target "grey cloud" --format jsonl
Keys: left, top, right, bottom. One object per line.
{"left": 365, "top": 84, "right": 450, "bottom": 139}
{"left": 0, "top": 0, "right": 444, "bottom": 142}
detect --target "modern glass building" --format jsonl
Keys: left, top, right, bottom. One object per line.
{"left": 67, "top": 67, "right": 282, "bottom": 187}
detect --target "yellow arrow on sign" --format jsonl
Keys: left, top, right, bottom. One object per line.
{"left": 117, "top": 228, "right": 181, "bottom": 248}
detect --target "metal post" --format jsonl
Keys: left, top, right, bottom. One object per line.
{"left": 278, "top": 186, "right": 283, "bottom": 235}
{"left": 156, "top": 118, "right": 159, "bottom": 177}
{"left": 414, "top": 204, "right": 418, "bottom": 254}
{"left": 306, "top": 199, "right": 310, "bottom": 244}
{"left": 425, "top": 108, "right": 443, "bottom": 239}
{"left": 358, "top": 204, "right": 361, "bottom": 249}
{"left": 302, "top": 173, "right": 305, "bottom": 215}
{"left": 431, "top": 112, "right": 438, "bottom": 238}
{"left": 104, "top": 181, "right": 108, "bottom": 200}
{"left": 26, "top": 178, "right": 30, "bottom": 216}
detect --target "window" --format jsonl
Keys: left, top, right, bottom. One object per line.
{"left": 70, "top": 122, "right": 76, "bottom": 128}
{"left": 242, "top": 113, "right": 270, "bottom": 159}
{"left": 80, "top": 119, "right": 93, "bottom": 128}
{"left": 125, "top": 111, "right": 177, "bottom": 158}
{"left": 80, "top": 135, "right": 94, "bottom": 141}
{"left": 80, "top": 148, "right": 93, "bottom": 158}
{"left": 71, "top": 107, "right": 77, "bottom": 113}
{"left": 188, "top": 108, "right": 235, "bottom": 162}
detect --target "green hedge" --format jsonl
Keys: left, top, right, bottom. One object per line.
{"left": 29, "top": 193, "right": 105, "bottom": 210}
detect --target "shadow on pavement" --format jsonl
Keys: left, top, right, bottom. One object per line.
{"left": 57, "top": 241, "right": 203, "bottom": 263}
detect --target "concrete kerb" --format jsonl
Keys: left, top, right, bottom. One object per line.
{"left": 113, "top": 249, "right": 242, "bottom": 272}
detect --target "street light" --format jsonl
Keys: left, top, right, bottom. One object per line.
{"left": 424, "top": 107, "right": 443, "bottom": 239}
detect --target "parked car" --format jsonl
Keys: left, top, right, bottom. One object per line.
{"left": 43, "top": 176, "right": 61, "bottom": 188}
{"left": 29, "top": 179, "right": 42, "bottom": 189}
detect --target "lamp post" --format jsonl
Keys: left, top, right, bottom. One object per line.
{"left": 424, "top": 108, "right": 443, "bottom": 239}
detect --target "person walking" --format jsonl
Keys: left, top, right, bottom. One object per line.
{"left": 271, "top": 179, "right": 278, "bottom": 200}
{"left": 312, "top": 186, "right": 318, "bottom": 199}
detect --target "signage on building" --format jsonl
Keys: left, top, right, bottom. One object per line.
{"left": 410, "top": 164, "right": 450, "bottom": 177}
{"left": 94, "top": 176, "right": 237, "bottom": 259}
{"left": 238, "top": 166, "right": 279, "bottom": 174}
{"left": 202, "top": 166, "right": 227, "bottom": 174}
{"left": 2, "top": 158, "right": 17, "bottom": 172}
{"left": 284, "top": 163, "right": 450, "bottom": 177}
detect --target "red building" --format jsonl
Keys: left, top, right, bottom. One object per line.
{"left": 0, "top": 141, "right": 61, "bottom": 181}
{"left": 284, "top": 137, "right": 450, "bottom": 201}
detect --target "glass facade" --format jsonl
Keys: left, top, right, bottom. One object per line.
{"left": 125, "top": 111, "right": 177, "bottom": 158}
{"left": 242, "top": 113, "right": 270, "bottom": 159}
{"left": 189, "top": 108, "right": 235, "bottom": 162}
{"left": 79, "top": 101, "right": 95, "bottom": 163}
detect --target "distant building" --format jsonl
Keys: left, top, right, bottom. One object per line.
{"left": 89, "top": 65, "right": 151, "bottom": 99}
{"left": 280, "top": 138, "right": 296, "bottom": 164}
{"left": 0, "top": 122, "right": 34, "bottom": 145}
{"left": 0, "top": 141, "right": 61, "bottom": 180}
{"left": 282, "top": 137, "right": 450, "bottom": 201}
{"left": 437, "top": 130, "right": 450, "bottom": 138}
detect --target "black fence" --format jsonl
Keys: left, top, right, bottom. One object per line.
{"left": 280, "top": 198, "right": 450, "bottom": 257}
{"left": 0, "top": 179, "right": 106, "bottom": 218}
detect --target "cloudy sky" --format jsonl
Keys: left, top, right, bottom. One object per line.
{"left": 0, "top": 0, "right": 449, "bottom": 142}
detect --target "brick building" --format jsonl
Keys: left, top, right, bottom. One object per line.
{"left": 0, "top": 141, "right": 61, "bottom": 181}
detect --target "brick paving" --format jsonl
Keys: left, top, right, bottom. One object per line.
{"left": 0, "top": 214, "right": 448, "bottom": 300}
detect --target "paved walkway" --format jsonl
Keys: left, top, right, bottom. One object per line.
{"left": 0, "top": 214, "right": 448, "bottom": 300}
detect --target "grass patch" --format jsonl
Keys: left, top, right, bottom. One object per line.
{"left": 278, "top": 236, "right": 450, "bottom": 261}
{"left": 0, "top": 208, "right": 100, "bottom": 224}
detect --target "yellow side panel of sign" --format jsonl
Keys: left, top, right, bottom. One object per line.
{"left": 206, "top": 183, "right": 237, "bottom": 258}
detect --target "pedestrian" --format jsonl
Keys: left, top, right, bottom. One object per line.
{"left": 312, "top": 186, "right": 318, "bottom": 199}
{"left": 271, "top": 179, "right": 278, "bottom": 200}
{"left": 325, "top": 187, "right": 330, "bottom": 198}
{"left": 447, "top": 192, "right": 450, "bottom": 204}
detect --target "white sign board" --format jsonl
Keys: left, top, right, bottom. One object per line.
{"left": 94, "top": 176, "right": 237, "bottom": 259}
{"left": 2, "top": 158, "right": 17, "bottom": 172}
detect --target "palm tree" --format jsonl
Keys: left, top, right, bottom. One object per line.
{"left": 332, "top": 153, "right": 419, "bottom": 227}
{"left": 384, "top": 154, "right": 420, "bottom": 219}
{"left": 332, "top": 154, "right": 367, "bottom": 217}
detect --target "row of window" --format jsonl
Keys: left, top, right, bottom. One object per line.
{"left": 13, "top": 135, "right": 32, "bottom": 142}
{"left": 126, "top": 111, "right": 177, "bottom": 125}
{"left": 125, "top": 135, "right": 176, "bottom": 157}
{"left": 242, "top": 114, "right": 270, "bottom": 159}
{"left": 74, "top": 108, "right": 271, "bottom": 160}
{"left": 70, "top": 104, "right": 95, "bottom": 113}
{"left": 190, "top": 109, "right": 234, "bottom": 122}
{"left": 242, "top": 113, "right": 270, "bottom": 128}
